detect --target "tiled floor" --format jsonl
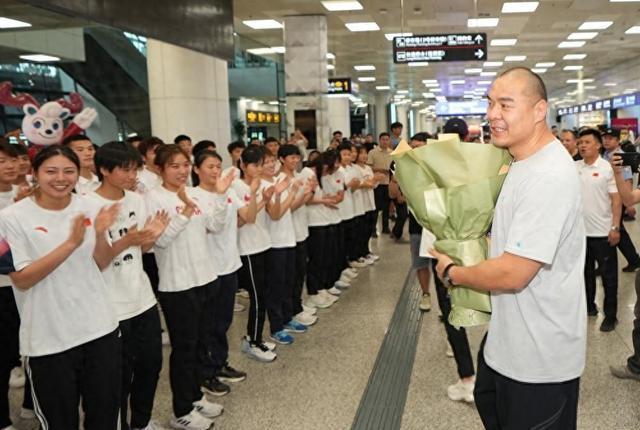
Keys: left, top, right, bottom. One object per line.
{"left": 8, "top": 221, "right": 640, "bottom": 429}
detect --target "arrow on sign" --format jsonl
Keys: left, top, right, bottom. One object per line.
{"left": 475, "top": 49, "right": 485, "bottom": 59}
{"left": 474, "top": 34, "right": 484, "bottom": 43}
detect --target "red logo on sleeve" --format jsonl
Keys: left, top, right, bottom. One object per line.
{"left": 592, "top": 172, "right": 599, "bottom": 177}
{"left": 244, "top": 194, "right": 251, "bottom": 202}
{"left": 227, "top": 197, "right": 233, "bottom": 204}
{"left": 83, "top": 218, "right": 92, "bottom": 227}
{"left": 34, "top": 226, "right": 48, "bottom": 233}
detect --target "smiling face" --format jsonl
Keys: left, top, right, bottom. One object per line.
{"left": 486, "top": 71, "right": 548, "bottom": 151}
{"left": 262, "top": 154, "right": 276, "bottom": 177}
{"left": 160, "top": 153, "right": 191, "bottom": 190}
{"left": 281, "top": 154, "right": 300, "bottom": 172}
{"left": 35, "top": 154, "right": 78, "bottom": 199}
{"left": 195, "top": 155, "right": 222, "bottom": 187}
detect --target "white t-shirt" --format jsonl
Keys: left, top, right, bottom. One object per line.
{"left": 85, "top": 191, "right": 157, "bottom": 321}
{"left": 305, "top": 169, "right": 331, "bottom": 228}
{"left": 484, "top": 140, "right": 587, "bottom": 383}
{"left": 195, "top": 187, "right": 242, "bottom": 276}
{"left": 0, "top": 195, "right": 118, "bottom": 356}
{"left": 145, "top": 186, "right": 221, "bottom": 292}
{"left": 222, "top": 165, "right": 241, "bottom": 180}
{"left": 262, "top": 175, "right": 296, "bottom": 249}
{"left": 357, "top": 164, "right": 377, "bottom": 212}
{"left": 292, "top": 169, "right": 312, "bottom": 242}
{"left": 0, "top": 185, "right": 17, "bottom": 288}
{"left": 232, "top": 179, "right": 271, "bottom": 256}
{"left": 335, "top": 168, "right": 356, "bottom": 221}
{"left": 75, "top": 173, "right": 100, "bottom": 196}
{"left": 321, "top": 173, "right": 344, "bottom": 225}
{"left": 136, "top": 167, "right": 162, "bottom": 195}
{"left": 349, "top": 164, "right": 367, "bottom": 217}
{"left": 576, "top": 157, "right": 618, "bottom": 237}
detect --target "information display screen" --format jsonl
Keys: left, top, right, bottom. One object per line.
{"left": 393, "top": 33, "right": 488, "bottom": 63}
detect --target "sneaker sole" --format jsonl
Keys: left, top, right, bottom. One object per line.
{"left": 269, "top": 336, "right": 293, "bottom": 345}
{"left": 306, "top": 301, "right": 332, "bottom": 309}
{"left": 201, "top": 386, "right": 230, "bottom": 397}
{"left": 241, "top": 349, "right": 276, "bottom": 363}
{"left": 217, "top": 375, "right": 247, "bottom": 383}
{"left": 284, "top": 328, "right": 307, "bottom": 334}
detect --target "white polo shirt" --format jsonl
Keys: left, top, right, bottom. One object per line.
{"left": 576, "top": 156, "right": 618, "bottom": 237}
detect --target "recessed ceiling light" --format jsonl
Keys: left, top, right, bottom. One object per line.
{"left": 535, "top": 62, "right": 556, "bottom": 67}
{"left": 422, "top": 79, "right": 438, "bottom": 84}
{"left": 346, "top": 22, "right": 380, "bottom": 32}
{"left": 424, "top": 82, "right": 440, "bottom": 87}
{"left": 624, "top": 88, "right": 638, "bottom": 92}
{"left": 481, "top": 71, "right": 497, "bottom": 76}
{"left": 563, "top": 53, "right": 587, "bottom": 60}
{"left": 0, "top": 17, "right": 31, "bottom": 29}
{"left": 247, "top": 47, "right": 274, "bottom": 55}
{"left": 579, "top": 21, "right": 613, "bottom": 30}
{"left": 567, "top": 79, "right": 594, "bottom": 83}
{"left": 531, "top": 68, "right": 547, "bottom": 73}
{"left": 478, "top": 80, "right": 492, "bottom": 85}
{"left": 327, "top": 64, "right": 335, "bottom": 70}
{"left": 321, "top": 1, "right": 363, "bottom": 11}
{"left": 451, "top": 80, "right": 465, "bottom": 84}
{"left": 327, "top": 53, "right": 336, "bottom": 60}
{"left": 430, "top": 88, "right": 442, "bottom": 92}
{"left": 376, "top": 85, "right": 390, "bottom": 90}
{"left": 354, "top": 65, "right": 376, "bottom": 71}
{"left": 491, "top": 38, "right": 518, "bottom": 46}
{"left": 385, "top": 32, "right": 413, "bottom": 41}
{"left": 584, "top": 85, "right": 597, "bottom": 90}
{"left": 408, "top": 62, "right": 429, "bottom": 67}
{"left": 19, "top": 54, "right": 60, "bottom": 62}
{"left": 463, "top": 95, "right": 475, "bottom": 99}
{"left": 397, "top": 90, "right": 409, "bottom": 94}
{"left": 483, "top": 61, "right": 503, "bottom": 67}
{"left": 558, "top": 41, "right": 586, "bottom": 48}
{"left": 271, "top": 46, "right": 285, "bottom": 53}
{"left": 358, "top": 77, "right": 376, "bottom": 82}
{"left": 502, "top": 2, "right": 539, "bottom": 13}
{"left": 242, "top": 19, "right": 283, "bottom": 29}
{"left": 625, "top": 26, "right": 640, "bottom": 34}
{"left": 505, "top": 55, "right": 526, "bottom": 61}
{"left": 563, "top": 65, "right": 583, "bottom": 71}
{"left": 604, "top": 82, "right": 617, "bottom": 87}
{"left": 567, "top": 32, "right": 598, "bottom": 40}
{"left": 465, "top": 68, "right": 482, "bottom": 74}
{"left": 268, "top": 101, "right": 279, "bottom": 105}
{"left": 468, "top": 18, "right": 499, "bottom": 28}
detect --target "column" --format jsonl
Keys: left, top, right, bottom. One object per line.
{"left": 283, "top": 15, "right": 330, "bottom": 150}
{"left": 395, "top": 103, "right": 409, "bottom": 140}
{"left": 327, "top": 96, "right": 351, "bottom": 137}
{"left": 374, "top": 93, "right": 389, "bottom": 137}
{"left": 147, "top": 39, "right": 232, "bottom": 164}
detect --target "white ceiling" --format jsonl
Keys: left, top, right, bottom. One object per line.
{"left": 233, "top": 0, "right": 640, "bottom": 107}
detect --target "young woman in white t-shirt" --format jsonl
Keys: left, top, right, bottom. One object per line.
{"left": 232, "top": 146, "right": 277, "bottom": 362}
{"left": 354, "top": 145, "right": 381, "bottom": 263}
{"left": 89, "top": 142, "right": 170, "bottom": 430}
{"left": 191, "top": 150, "right": 249, "bottom": 391}
{"left": 1, "top": 145, "right": 121, "bottom": 429}
{"left": 260, "top": 151, "right": 305, "bottom": 345}
{"left": 145, "top": 145, "right": 227, "bottom": 430}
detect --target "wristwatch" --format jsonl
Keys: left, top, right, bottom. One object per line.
{"left": 611, "top": 226, "right": 620, "bottom": 232}
{"left": 443, "top": 263, "right": 457, "bottom": 288}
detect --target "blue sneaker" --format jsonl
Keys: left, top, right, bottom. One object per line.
{"left": 284, "top": 320, "right": 308, "bottom": 333}
{"left": 270, "top": 330, "right": 294, "bottom": 345}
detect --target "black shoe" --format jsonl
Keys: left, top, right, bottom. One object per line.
{"left": 216, "top": 364, "right": 247, "bottom": 383}
{"left": 622, "top": 264, "right": 640, "bottom": 273}
{"left": 382, "top": 228, "right": 391, "bottom": 234}
{"left": 201, "top": 377, "right": 230, "bottom": 397}
{"left": 600, "top": 317, "right": 618, "bottom": 332}
{"left": 587, "top": 307, "right": 598, "bottom": 317}
{"left": 623, "top": 214, "right": 636, "bottom": 222}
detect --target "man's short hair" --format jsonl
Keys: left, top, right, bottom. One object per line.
{"left": 333, "top": 131, "right": 342, "bottom": 137}
{"left": 561, "top": 129, "right": 578, "bottom": 139}
{"left": 264, "top": 137, "right": 279, "bottom": 145}
{"left": 578, "top": 128, "right": 602, "bottom": 144}
{"left": 497, "top": 67, "right": 548, "bottom": 101}
{"left": 443, "top": 118, "right": 469, "bottom": 139}
{"left": 138, "top": 136, "right": 164, "bottom": 156}
{"left": 62, "top": 134, "right": 91, "bottom": 146}
{"left": 379, "top": 132, "right": 390, "bottom": 139}
{"left": 410, "top": 133, "right": 428, "bottom": 142}
{"left": 174, "top": 134, "right": 191, "bottom": 144}
{"left": 227, "top": 141, "right": 246, "bottom": 154}
{"left": 390, "top": 122, "right": 403, "bottom": 130}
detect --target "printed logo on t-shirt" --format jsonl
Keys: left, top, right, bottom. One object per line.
{"left": 243, "top": 194, "right": 251, "bottom": 202}
{"left": 592, "top": 172, "right": 599, "bottom": 177}
{"left": 83, "top": 218, "right": 92, "bottom": 227}
{"left": 227, "top": 197, "right": 233, "bottom": 204}
{"left": 176, "top": 205, "right": 202, "bottom": 216}
{"left": 34, "top": 226, "right": 48, "bottom": 233}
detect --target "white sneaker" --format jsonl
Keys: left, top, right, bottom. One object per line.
{"left": 334, "top": 279, "right": 350, "bottom": 289}
{"left": 349, "top": 260, "right": 367, "bottom": 268}
{"left": 327, "top": 286, "right": 342, "bottom": 296}
{"left": 241, "top": 337, "right": 277, "bottom": 362}
{"left": 260, "top": 340, "right": 277, "bottom": 352}
{"left": 306, "top": 294, "right": 332, "bottom": 309}
{"left": 447, "top": 380, "right": 474, "bottom": 403}
{"left": 162, "top": 331, "right": 171, "bottom": 347}
{"left": 234, "top": 302, "right": 245, "bottom": 312}
{"left": 294, "top": 311, "right": 318, "bottom": 326}
{"left": 342, "top": 268, "right": 358, "bottom": 278}
{"left": 446, "top": 342, "right": 454, "bottom": 358}
{"left": 321, "top": 289, "right": 339, "bottom": 302}
{"left": 419, "top": 293, "right": 431, "bottom": 312}
{"left": 170, "top": 409, "right": 213, "bottom": 430}
{"left": 367, "top": 253, "right": 380, "bottom": 261}
{"left": 302, "top": 303, "right": 317, "bottom": 315}
{"left": 9, "top": 367, "right": 25, "bottom": 388}
{"left": 133, "top": 420, "right": 167, "bottom": 430}
{"left": 236, "top": 289, "right": 250, "bottom": 299}
{"left": 193, "top": 396, "right": 223, "bottom": 419}
{"left": 20, "top": 407, "right": 36, "bottom": 420}
{"left": 339, "top": 274, "right": 353, "bottom": 284}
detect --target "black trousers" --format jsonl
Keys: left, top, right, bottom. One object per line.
{"left": 239, "top": 251, "right": 268, "bottom": 344}
{"left": 209, "top": 271, "right": 239, "bottom": 372}
{"left": 293, "top": 241, "right": 307, "bottom": 317}
{"left": 392, "top": 200, "right": 408, "bottom": 239}
{"left": 158, "top": 282, "right": 215, "bottom": 417}
{"left": 364, "top": 210, "right": 376, "bottom": 254}
{"left": 332, "top": 223, "right": 346, "bottom": 283}
{"left": 267, "top": 247, "right": 296, "bottom": 333}
{"left": 432, "top": 260, "right": 475, "bottom": 379}
{"left": 119, "top": 305, "right": 162, "bottom": 429}
{"left": 627, "top": 271, "right": 640, "bottom": 374}
{"left": 354, "top": 214, "right": 369, "bottom": 259}
{"left": 475, "top": 337, "right": 580, "bottom": 430}
{"left": 0, "top": 287, "right": 32, "bottom": 428}
{"left": 26, "top": 330, "right": 122, "bottom": 430}
{"left": 307, "top": 226, "right": 329, "bottom": 295}
{"left": 618, "top": 210, "right": 640, "bottom": 266}
{"left": 584, "top": 237, "right": 618, "bottom": 318}
{"left": 343, "top": 218, "right": 358, "bottom": 263}
{"left": 374, "top": 184, "right": 390, "bottom": 232}
{"left": 142, "top": 253, "right": 160, "bottom": 296}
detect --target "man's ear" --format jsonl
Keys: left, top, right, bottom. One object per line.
{"left": 534, "top": 99, "right": 548, "bottom": 124}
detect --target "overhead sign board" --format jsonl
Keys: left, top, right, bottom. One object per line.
{"left": 246, "top": 110, "right": 281, "bottom": 124}
{"left": 557, "top": 92, "right": 639, "bottom": 116}
{"left": 436, "top": 100, "right": 488, "bottom": 117}
{"left": 393, "top": 33, "right": 488, "bottom": 63}
{"left": 328, "top": 78, "right": 352, "bottom": 94}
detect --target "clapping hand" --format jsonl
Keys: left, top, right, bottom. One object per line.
{"left": 94, "top": 204, "right": 120, "bottom": 235}
{"left": 67, "top": 214, "right": 87, "bottom": 249}
{"left": 215, "top": 170, "right": 236, "bottom": 194}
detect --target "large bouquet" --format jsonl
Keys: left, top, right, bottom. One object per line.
{"left": 392, "top": 134, "right": 511, "bottom": 327}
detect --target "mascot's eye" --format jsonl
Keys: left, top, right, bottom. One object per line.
{"left": 33, "top": 120, "right": 42, "bottom": 129}
{"left": 52, "top": 123, "right": 60, "bottom": 130}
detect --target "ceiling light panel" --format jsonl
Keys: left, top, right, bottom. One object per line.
{"left": 19, "top": 54, "right": 60, "bottom": 62}
{"left": 376, "top": 86, "right": 390, "bottom": 90}
{"left": 354, "top": 65, "right": 376, "bottom": 71}
{"left": 491, "top": 38, "right": 517, "bottom": 46}
{"left": 626, "top": 26, "right": 640, "bottom": 34}
{"left": 478, "top": 81, "right": 492, "bottom": 85}
{"left": 346, "top": 22, "right": 380, "bottom": 32}
{"left": 563, "top": 53, "right": 587, "bottom": 60}
{"left": 558, "top": 41, "right": 586, "bottom": 48}
{"left": 481, "top": 71, "right": 497, "bottom": 76}
{"left": 408, "top": 62, "right": 429, "bottom": 67}
{"left": 465, "top": 68, "right": 482, "bottom": 74}
{"left": 535, "top": 62, "right": 556, "bottom": 67}
{"left": 358, "top": 77, "right": 376, "bottom": 82}
{"left": 243, "top": 19, "right": 283, "bottom": 29}
{"left": 563, "top": 65, "right": 583, "bottom": 70}
{"left": 567, "top": 32, "right": 598, "bottom": 40}
{"left": 484, "top": 61, "right": 503, "bottom": 67}
{"left": 502, "top": 2, "right": 539, "bottom": 13}
{"left": 0, "top": 17, "right": 31, "bottom": 29}
{"left": 468, "top": 18, "right": 499, "bottom": 28}
{"left": 531, "top": 68, "right": 547, "bottom": 73}
{"left": 451, "top": 80, "right": 465, "bottom": 84}
{"left": 505, "top": 55, "right": 527, "bottom": 61}
{"left": 579, "top": 21, "right": 613, "bottom": 30}
{"left": 321, "top": 1, "right": 363, "bottom": 11}
{"left": 327, "top": 53, "right": 336, "bottom": 59}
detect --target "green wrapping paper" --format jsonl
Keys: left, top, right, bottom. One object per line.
{"left": 392, "top": 136, "right": 512, "bottom": 327}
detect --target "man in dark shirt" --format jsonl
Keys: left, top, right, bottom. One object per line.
{"left": 561, "top": 129, "right": 582, "bottom": 161}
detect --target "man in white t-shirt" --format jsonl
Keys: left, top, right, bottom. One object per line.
{"left": 431, "top": 68, "right": 586, "bottom": 429}
{"left": 576, "top": 128, "right": 621, "bottom": 332}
